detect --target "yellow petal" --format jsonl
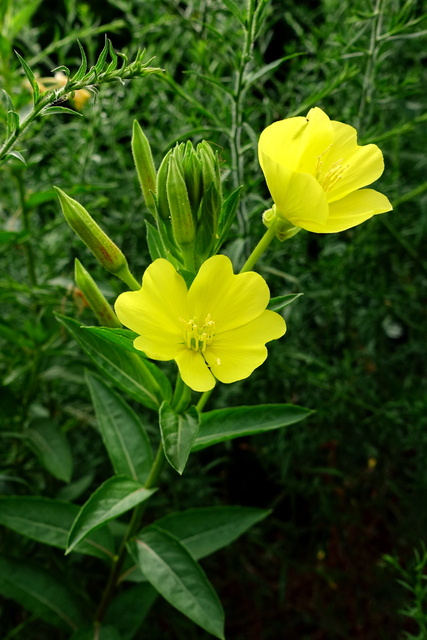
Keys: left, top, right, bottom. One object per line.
{"left": 306, "top": 188, "right": 393, "bottom": 233}
{"left": 175, "top": 349, "right": 216, "bottom": 392}
{"left": 258, "top": 107, "right": 333, "bottom": 175}
{"left": 324, "top": 121, "right": 385, "bottom": 202}
{"left": 187, "top": 255, "right": 271, "bottom": 333}
{"left": 115, "top": 259, "right": 188, "bottom": 340}
{"left": 205, "top": 310, "right": 286, "bottom": 384}
{"left": 133, "top": 336, "right": 184, "bottom": 361}
{"left": 260, "top": 154, "right": 329, "bottom": 228}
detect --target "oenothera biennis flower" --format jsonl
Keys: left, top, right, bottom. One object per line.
{"left": 115, "top": 255, "right": 286, "bottom": 392}
{"left": 258, "top": 107, "right": 392, "bottom": 235}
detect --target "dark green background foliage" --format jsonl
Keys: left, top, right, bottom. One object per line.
{"left": 1, "top": 0, "right": 427, "bottom": 638}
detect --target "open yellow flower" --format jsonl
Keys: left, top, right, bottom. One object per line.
{"left": 115, "top": 255, "right": 286, "bottom": 392}
{"left": 258, "top": 107, "right": 392, "bottom": 234}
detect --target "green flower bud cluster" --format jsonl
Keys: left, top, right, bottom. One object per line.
{"left": 157, "top": 141, "right": 222, "bottom": 271}
{"left": 132, "top": 121, "right": 223, "bottom": 273}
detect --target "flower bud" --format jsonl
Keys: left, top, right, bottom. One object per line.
{"left": 55, "top": 187, "right": 139, "bottom": 289}
{"left": 156, "top": 149, "right": 172, "bottom": 221}
{"left": 74, "top": 259, "right": 121, "bottom": 328}
{"left": 167, "top": 155, "right": 196, "bottom": 248}
{"left": 132, "top": 120, "right": 157, "bottom": 214}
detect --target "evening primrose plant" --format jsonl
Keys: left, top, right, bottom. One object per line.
{"left": 0, "top": 106, "right": 391, "bottom": 639}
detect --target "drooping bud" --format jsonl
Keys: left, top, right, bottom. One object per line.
{"left": 74, "top": 259, "right": 121, "bottom": 328}
{"left": 55, "top": 188, "right": 140, "bottom": 290}
{"left": 132, "top": 120, "right": 157, "bottom": 214}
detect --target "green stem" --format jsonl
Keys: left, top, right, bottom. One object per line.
{"left": 239, "top": 221, "right": 277, "bottom": 273}
{"left": 94, "top": 442, "right": 166, "bottom": 623}
{"left": 196, "top": 389, "right": 213, "bottom": 412}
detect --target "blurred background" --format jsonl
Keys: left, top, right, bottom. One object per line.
{"left": 1, "top": 0, "right": 427, "bottom": 638}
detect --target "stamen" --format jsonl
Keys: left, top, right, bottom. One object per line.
{"left": 182, "top": 314, "right": 216, "bottom": 353}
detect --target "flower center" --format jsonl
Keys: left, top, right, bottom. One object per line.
{"left": 315, "top": 153, "right": 349, "bottom": 193}
{"left": 181, "top": 314, "right": 216, "bottom": 353}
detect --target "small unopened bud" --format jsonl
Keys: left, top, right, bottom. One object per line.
{"left": 55, "top": 187, "right": 140, "bottom": 290}
{"left": 156, "top": 150, "right": 172, "bottom": 221}
{"left": 74, "top": 259, "right": 121, "bottom": 328}
{"left": 132, "top": 120, "right": 157, "bottom": 214}
{"left": 167, "top": 155, "right": 196, "bottom": 247}
{"left": 198, "top": 142, "right": 221, "bottom": 197}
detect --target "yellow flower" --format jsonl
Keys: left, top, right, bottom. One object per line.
{"left": 258, "top": 107, "right": 392, "bottom": 234}
{"left": 115, "top": 255, "right": 286, "bottom": 392}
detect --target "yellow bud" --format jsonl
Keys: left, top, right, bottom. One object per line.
{"left": 74, "top": 259, "right": 121, "bottom": 328}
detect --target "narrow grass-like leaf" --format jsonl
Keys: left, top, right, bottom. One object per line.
{"left": 42, "top": 106, "right": 83, "bottom": 116}
{"left": 193, "top": 404, "right": 313, "bottom": 450}
{"left": 154, "top": 506, "right": 271, "bottom": 559}
{"left": 15, "top": 51, "right": 40, "bottom": 103}
{"left": 73, "top": 41, "right": 88, "bottom": 82}
{"left": 268, "top": 293, "right": 303, "bottom": 311}
{"left": 86, "top": 372, "right": 154, "bottom": 481}
{"left": 0, "top": 496, "right": 115, "bottom": 560}
{"left": 56, "top": 314, "right": 170, "bottom": 409}
{"left": 221, "top": 0, "right": 246, "bottom": 25}
{"left": 159, "top": 401, "right": 199, "bottom": 474}
{"left": 6, "top": 150, "right": 26, "bottom": 164}
{"left": 94, "top": 37, "right": 110, "bottom": 73}
{"left": 0, "top": 556, "right": 84, "bottom": 631}
{"left": 26, "top": 418, "right": 73, "bottom": 482}
{"left": 7, "top": 110, "right": 20, "bottom": 135}
{"left": 129, "top": 526, "right": 225, "bottom": 639}
{"left": 67, "top": 476, "right": 156, "bottom": 554}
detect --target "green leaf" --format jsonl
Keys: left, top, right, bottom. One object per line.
{"left": 268, "top": 293, "right": 303, "bottom": 311}
{"left": 86, "top": 372, "right": 154, "bottom": 482}
{"left": 7, "top": 109, "right": 20, "bottom": 134}
{"left": 56, "top": 314, "right": 171, "bottom": 409}
{"left": 71, "top": 625, "right": 121, "bottom": 640}
{"left": 221, "top": 0, "right": 246, "bottom": 25}
{"left": 193, "top": 404, "right": 313, "bottom": 450}
{"left": 94, "top": 37, "right": 110, "bottom": 73}
{"left": 154, "top": 506, "right": 271, "bottom": 560}
{"left": 245, "top": 53, "right": 304, "bottom": 87}
{"left": 104, "top": 583, "right": 157, "bottom": 640}
{"left": 6, "top": 149, "right": 26, "bottom": 164}
{"left": 0, "top": 496, "right": 115, "bottom": 561}
{"left": 146, "top": 220, "right": 168, "bottom": 261}
{"left": 15, "top": 51, "right": 40, "bottom": 104}
{"left": 25, "top": 418, "right": 73, "bottom": 482}
{"left": 83, "top": 326, "right": 139, "bottom": 353}
{"left": 214, "top": 186, "right": 242, "bottom": 251}
{"left": 41, "top": 106, "right": 83, "bottom": 116}
{"left": 129, "top": 527, "right": 225, "bottom": 639}
{"left": 73, "top": 41, "right": 88, "bottom": 82}
{"left": 159, "top": 401, "right": 199, "bottom": 474}
{"left": 0, "top": 556, "right": 84, "bottom": 631}
{"left": 67, "top": 476, "right": 156, "bottom": 554}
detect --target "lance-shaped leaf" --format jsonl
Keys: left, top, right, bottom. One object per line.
{"left": 67, "top": 476, "right": 156, "bottom": 554}
{"left": 86, "top": 372, "right": 153, "bottom": 482}
{"left": 0, "top": 556, "right": 84, "bottom": 631}
{"left": 193, "top": 403, "right": 313, "bottom": 450}
{"left": 268, "top": 293, "right": 303, "bottom": 311}
{"left": 153, "top": 506, "right": 271, "bottom": 559}
{"left": 26, "top": 418, "right": 73, "bottom": 482}
{"left": 56, "top": 313, "right": 171, "bottom": 408}
{"left": 83, "top": 327, "right": 139, "bottom": 353}
{"left": 159, "top": 401, "right": 199, "bottom": 474}
{"left": 0, "top": 496, "right": 115, "bottom": 560}
{"left": 129, "top": 526, "right": 225, "bottom": 639}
